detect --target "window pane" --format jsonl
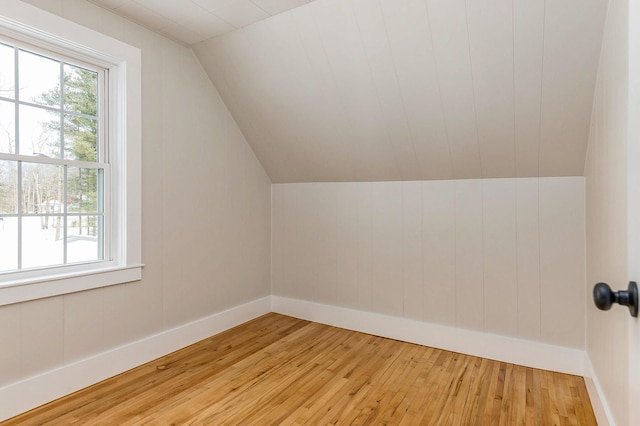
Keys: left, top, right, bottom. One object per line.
{"left": 0, "top": 160, "right": 18, "bottom": 214}
{"left": 0, "top": 40, "right": 108, "bottom": 276}
{"left": 18, "top": 49, "right": 60, "bottom": 106}
{"left": 67, "top": 215, "right": 101, "bottom": 264}
{"left": 64, "top": 65, "right": 97, "bottom": 117}
{"left": 64, "top": 114, "right": 97, "bottom": 161}
{"left": 21, "top": 163, "right": 63, "bottom": 214}
{"left": 68, "top": 167, "right": 99, "bottom": 213}
{"left": 0, "top": 99, "right": 15, "bottom": 154}
{"left": 22, "top": 216, "right": 63, "bottom": 269}
{"left": 0, "top": 217, "right": 18, "bottom": 272}
{"left": 0, "top": 43, "right": 15, "bottom": 99}
{"left": 19, "top": 104, "right": 61, "bottom": 157}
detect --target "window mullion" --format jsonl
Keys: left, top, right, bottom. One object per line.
{"left": 59, "top": 61, "right": 64, "bottom": 160}
{"left": 16, "top": 161, "right": 21, "bottom": 270}
{"left": 63, "top": 165, "right": 67, "bottom": 265}
{"left": 99, "top": 167, "right": 106, "bottom": 261}
{"left": 13, "top": 45, "right": 20, "bottom": 271}
{"left": 13, "top": 45, "right": 18, "bottom": 154}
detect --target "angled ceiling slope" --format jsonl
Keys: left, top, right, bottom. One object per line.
{"left": 193, "top": 0, "right": 608, "bottom": 183}
{"left": 87, "top": 0, "right": 316, "bottom": 44}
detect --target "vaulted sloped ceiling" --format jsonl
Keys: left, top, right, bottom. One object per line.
{"left": 89, "top": 0, "right": 608, "bottom": 183}
{"left": 193, "top": 0, "right": 607, "bottom": 183}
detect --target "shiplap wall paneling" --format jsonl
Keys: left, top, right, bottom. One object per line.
{"left": 371, "top": 183, "right": 404, "bottom": 316}
{"left": 402, "top": 182, "right": 424, "bottom": 320}
{"left": 482, "top": 179, "right": 518, "bottom": 336}
{"left": 455, "top": 180, "right": 485, "bottom": 330}
{"left": 64, "top": 291, "right": 105, "bottom": 365}
{"left": 335, "top": 184, "right": 360, "bottom": 309}
{"left": 17, "top": 298, "right": 63, "bottom": 378}
{"left": 356, "top": 183, "right": 374, "bottom": 311}
{"left": 0, "top": 303, "right": 21, "bottom": 384}
{"left": 422, "top": 180, "right": 456, "bottom": 325}
{"left": 272, "top": 178, "right": 586, "bottom": 348}
{"left": 271, "top": 185, "right": 285, "bottom": 299}
{"left": 515, "top": 179, "right": 541, "bottom": 340}
{"left": 539, "top": 178, "right": 585, "bottom": 348}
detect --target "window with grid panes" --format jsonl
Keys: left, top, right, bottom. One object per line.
{"left": 0, "top": 0, "right": 142, "bottom": 307}
{"left": 0, "top": 39, "right": 107, "bottom": 273}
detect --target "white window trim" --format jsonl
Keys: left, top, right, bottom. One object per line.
{"left": 0, "top": 1, "right": 142, "bottom": 306}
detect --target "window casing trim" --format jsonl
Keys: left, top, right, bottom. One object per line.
{"left": 0, "top": 1, "right": 142, "bottom": 306}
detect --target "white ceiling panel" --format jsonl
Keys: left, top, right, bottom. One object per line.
{"left": 352, "top": 0, "right": 413, "bottom": 181}
{"left": 212, "top": 1, "right": 270, "bottom": 28}
{"left": 252, "top": 0, "right": 312, "bottom": 16}
{"left": 513, "top": 0, "right": 545, "bottom": 177}
{"left": 426, "top": 0, "right": 482, "bottom": 179}
{"left": 379, "top": 0, "right": 451, "bottom": 181}
{"left": 312, "top": 0, "right": 400, "bottom": 182}
{"left": 161, "top": 21, "right": 206, "bottom": 45}
{"left": 191, "top": 0, "right": 235, "bottom": 12}
{"left": 466, "top": 0, "right": 516, "bottom": 178}
{"left": 89, "top": 0, "right": 608, "bottom": 183}
{"left": 289, "top": 5, "right": 397, "bottom": 182}
{"left": 88, "top": 0, "right": 314, "bottom": 45}
{"left": 270, "top": 8, "right": 365, "bottom": 182}
{"left": 109, "top": 1, "right": 172, "bottom": 31}
{"left": 192, "top": 0, "right": 606, "bottom": 183}
{"left": 538, "top": 0, "right": 608, "bottom": 176}
{"left": 89, "top": 0, "right": 127, "bottom": 8}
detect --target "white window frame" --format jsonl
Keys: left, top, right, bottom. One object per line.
{"left": 0, "top": 1, "right": 142, "bottom": 306}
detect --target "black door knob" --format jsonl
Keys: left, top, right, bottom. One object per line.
{"left": 593, "top": 281, "right": 638, "bottom": 318}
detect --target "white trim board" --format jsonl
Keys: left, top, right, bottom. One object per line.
{"left": 271, "top": 296, "right": 585, "bottom": 375}
{"left": 0, "top": 297, "right": 271, "bottom": 422}
{"left": 584, "top": 356, "right": 615, "bottom": 426}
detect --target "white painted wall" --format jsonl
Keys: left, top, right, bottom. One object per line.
{"left": 585, "top": 0, "right": 634, "bottom": 424}
{"left": 0, "top": 0, "right": 271, "bottom": 389}
{"left": 272, "top": 177, "right": 586, "bottom": 348}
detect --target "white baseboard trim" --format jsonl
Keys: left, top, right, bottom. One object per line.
{"left": 271, "top": 296, "right": 586, "bottom": 376}
{"left": 1, "top": 295, "right": 611, "bottom": 424}
{"left": 0, "top": 296, "right": 271, "bottom": 422}
{"left": 583, "top": 355, "right": 615, "bottom": 426}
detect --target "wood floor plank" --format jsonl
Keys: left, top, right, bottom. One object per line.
{"left": 1, "top": 313, "right": 597, "bottom": 426}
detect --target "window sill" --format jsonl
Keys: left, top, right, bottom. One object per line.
{"left": 0, "top": 264, "right": 144, "bottom": 306}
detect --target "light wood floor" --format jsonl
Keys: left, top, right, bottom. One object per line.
{"left": 2, "top": 313, "right": 596, "bottom": 425}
